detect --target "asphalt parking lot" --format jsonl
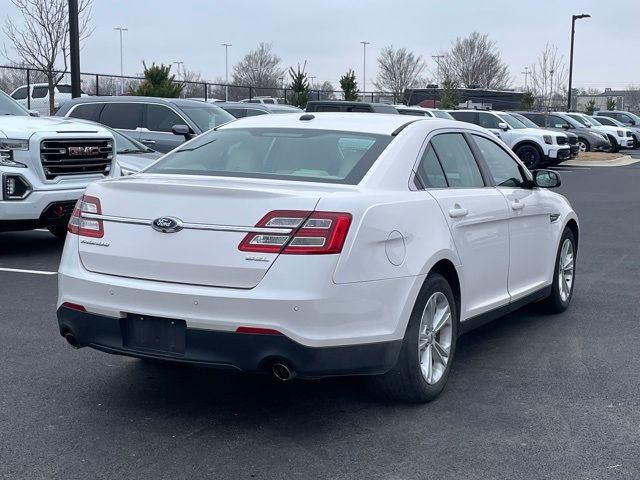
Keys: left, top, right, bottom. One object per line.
{"left": 1, "top": 162, "right": 640, "bottom": 480}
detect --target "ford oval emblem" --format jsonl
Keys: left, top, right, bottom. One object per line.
{"left": 152, "top": 216, "right": 183, "bottom": 233}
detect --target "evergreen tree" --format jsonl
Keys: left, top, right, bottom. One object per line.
{"left": 520, "top": 91, "right": 535, "bottom": 110}
{"left": 133, "top": 62, "right": 183, "bottom": 98}
{"left": 606, "top": 97, "right": 617, "bottom": 110}
{"left": 585, "top": 99, "right": 596, "bottom": 115}
{"left": 287, "top": 63, "right": 310, "bottom": 108}
{"left": 339, "top": 69, "right": 359, "bottom": 101}
{"left": 439, "top": 78, "right": 460, "bottom": 109}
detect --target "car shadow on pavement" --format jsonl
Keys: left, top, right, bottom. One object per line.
{"left": 83, "top": 302, "right": 553, "bottom": 421}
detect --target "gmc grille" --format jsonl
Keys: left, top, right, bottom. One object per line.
{"left": 40, "top": 139, "right": 113, "bottom": 180}
{"left": 557, "top": 136, "right": 568, "bottom": 145}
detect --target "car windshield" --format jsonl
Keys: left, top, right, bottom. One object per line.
{"left": 510, "top": 113, "right": 539, "bottom": 129}
{"left": 111, "top": 128, "right": 151, "bottom": 154}
{"left": 145, "top": 127, "right": 392, "bottom": 184}
{"left": 0, "top": 91, "right": 28, "bottom": 116}
{"left": 430, "top": 110, "right": 455, "bottom": 120}
{"left": 595, "top": 116, "right": 623, "bottom": 126}
{"left": 178, "top": 103, "right": 235, "bottom": 132}
{"left": 567, "top": 114, "right": 592, "bottom": 127}
{"left": 498, "top": 113, "right": 527, "bottom": 129}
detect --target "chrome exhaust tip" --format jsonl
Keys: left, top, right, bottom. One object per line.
{"left": 272, "top": 362, "right": 296, "bottom": 382}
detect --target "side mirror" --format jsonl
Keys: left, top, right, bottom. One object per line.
{"left": 28, "top": 110, "right": 39, "bottom": 117}
{"left": 629, "top": 119, "right": 636, "bottom": 126}
{"left": 533, "top": 169, "right": 561, "bottom": 188}
{"left": 172, "top": 124, "right": 193, "bottom": 140}
{"left": 497, "top": 122, "right": 509, "bottom": 131}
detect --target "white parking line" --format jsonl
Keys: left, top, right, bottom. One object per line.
{"left": 0, "top": 267, "right": 57, "bottom": 276}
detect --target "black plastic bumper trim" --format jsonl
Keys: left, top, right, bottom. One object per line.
{"left": 56, "top": 307, "right": 403, "bottom": 377}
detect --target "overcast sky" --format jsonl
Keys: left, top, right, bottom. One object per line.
{"left": 1, "top": 0, "right": 638, "bottom": 91}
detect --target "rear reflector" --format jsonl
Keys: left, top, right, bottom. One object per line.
{"left": 61, "top": 302, "right": 87, "bottom": 312}
{"left": 68, "top": 195, "right": 104, "bottom": 238}
{"left": 238, "top": 210, "right": 351, "bottom": 255}
{"left": 235, "top": 326, "right": 283, "bottom": 335}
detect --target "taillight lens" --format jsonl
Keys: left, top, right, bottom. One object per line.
{"left": 68, "top": 195, "right": 104, "bottom": 238}
{"left": 239, "top": 210, "right": 352, "bottom": 255}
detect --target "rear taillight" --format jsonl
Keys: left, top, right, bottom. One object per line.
{"left": 68, "top": 195, "right": 104, "bottom": 238}
{"left": 239, "top": 210, "right": 352, "bottom": 255}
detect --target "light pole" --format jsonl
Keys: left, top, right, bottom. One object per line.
{"left": 114, "top": 27, "right": 128, "bottom": 95}
{"left": 521, "top": 66, "right": 530, "bottom": 90}
{"left": 432, "top": 55, "right": 445, "bottom": 86}
{"left": 173, "top": 61, "right": 184, "bottom": 80}
{"left": 69, "top": 0, "right": 81, "bottom": 99}
{"left": 360, "top": 41, "right": 370, "bottom": 101}
{"left": 567, "top": 13, "right": 590, "bottom": 111}
{"left": 221, "top": 43, "right": 232, "bottom": 101}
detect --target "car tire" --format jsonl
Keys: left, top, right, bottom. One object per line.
{"left": 542, "top": 228, "right": 577, "bottom": 314}
{"left": 577, "top": 138, "right": 590, "bottom": 152}
{"left": 369, "top": 273, "right": 458, "bottom": 403}
{"left": 515, "top": 144, "right": 542, "bottom": 169}
{"left": 47, "top": 225, "right": 68, "bottom": 240}
{"left": 632, "top": 135, "right": 639, "bottom": 149}
{"left": 607, "top": 135, "right": 620, "bottom": 153}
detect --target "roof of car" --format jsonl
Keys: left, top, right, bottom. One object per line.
{"left": 59, "top": 96, "right": 213, "bottom": 107}
{"left": 215, "top": 102, "right": 302, "bottom": 113}
{"left": 219, "top": 112, "right": 473, "bottom": 136}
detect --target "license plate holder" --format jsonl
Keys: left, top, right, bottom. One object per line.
{"left": 123, "top": 314, "right": 186, "bottom": 355}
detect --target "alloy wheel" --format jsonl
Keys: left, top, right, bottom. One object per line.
{"left": 577, "top": 141, "right": 587, "bottom": 152}
{"left": 558, "top": 238, "right": 575, "bottom": 302}
{"left": 418, "top": 292, "right": 453, "bottom": 384}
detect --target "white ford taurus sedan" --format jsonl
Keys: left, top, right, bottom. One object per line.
{"left": 57, "top": 113, "right": 578, "bottom": 402}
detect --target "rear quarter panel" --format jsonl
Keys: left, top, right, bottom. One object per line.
{"left": 319, "top": 192, "right": 459, "bottom": 284}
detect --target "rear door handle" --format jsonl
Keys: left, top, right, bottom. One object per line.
{"left": 511, "top": 200, "right": 525, "bottom": 211}
{"left": 449, "top": 204, "right": 469, "bottom": 218}
{"left": 141, "top": 139, "right": 156, "bottom": 145}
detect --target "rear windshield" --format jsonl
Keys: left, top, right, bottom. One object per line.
{"left": 145, "top": 128, "right": 392, "bottom": 184}
{"left": 430, "top": 110, "right": 455, "bottom": 120}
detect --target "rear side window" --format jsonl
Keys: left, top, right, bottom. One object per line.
{"left": 351, "top": 106, "right": 373, "bottom": 113}
{"left": 99, "top": 103, "right": 143, "bottom": 130}
{"left": 56, "top": 85, "right": 72, "bottom": 94}
{"left": 449, "top": 111, "right": 477, "bottom": 123}
{"left": 525, "top": 113, "right": 545, "bottom": 127}
{"left": 430, "top": 133, "right": 484, "bottom": 188}
{"left": 11, "top": 87, "right": 28, "bottom": 100}
{"left": 68, "top": 103, "right": 102, "bottom": 121}
{"left": 223, "top": 108, "right": 246, "bottom": 118}
{"left": 146, "top": 128, "right": 392, "bottom": 185}
{"left": 314, "top": 105, "right": 341, "bottom": 112}
{"left": 417, "top": 144, "right": 448, "bottom": 188}
{"left": 145, "top": 104, "right": 185, "bottom": 132}
{"left": 32, "top": 86, "right": 48, "bottom": 98}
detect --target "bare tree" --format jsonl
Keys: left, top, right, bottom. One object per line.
{"left": 180, "top": 68, "right": 206, "bottom": 98}
{"left": 0, "top": 63, "right": 47, "bottom": 94}
{"left": 440, "top": 32, "right": 510, "bottom": 89}
{"left": 3, "top": 0, "right": 93, "bottom": 114}
{"left": 529, "top": 44, "right": 568, "bottom": 109}
{"left": 373, "top": 46, "right": 426, "bottom": 99}
{"left": 625, "top": 85, "right": 640, "bottom": 111}
{"left": 231, "top": 42, "right": 284, "bottom": 97}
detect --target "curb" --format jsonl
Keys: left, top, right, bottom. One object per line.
{"left": 562, "top": 155, "right": 639, "bottom": 167}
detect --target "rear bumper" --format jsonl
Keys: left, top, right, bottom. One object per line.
{"left": 57, "top": 306, "right": 402, "bottom": 377}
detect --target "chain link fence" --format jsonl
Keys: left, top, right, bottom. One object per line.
{"left": 0, "top": 65, "right": 400, "bottom": 115}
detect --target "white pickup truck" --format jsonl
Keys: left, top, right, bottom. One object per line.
{"left": 0, "top": 90, "right": 115, "bottom": 238}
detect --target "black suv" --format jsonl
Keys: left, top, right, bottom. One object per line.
{"left": 305, "top": 101, "right": 398, "bottom": 114}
